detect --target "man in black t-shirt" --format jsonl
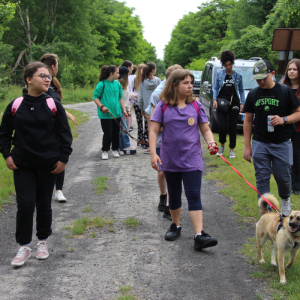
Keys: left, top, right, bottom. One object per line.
{"left": 243, "top": 59, "right": 300, "bottom": 216}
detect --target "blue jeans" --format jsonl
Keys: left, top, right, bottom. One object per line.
{"left": 252, "top": 140, "right": 293, "bottom": 200}
{"left": 119, "top": 113, "right": 131, "bottom": 150}
{"left": 163, "top": 170, "right": 202, "bottom": 211}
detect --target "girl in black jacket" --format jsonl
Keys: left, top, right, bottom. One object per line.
{"left": 0, "top": 61, "right": 72, "bottom": 266}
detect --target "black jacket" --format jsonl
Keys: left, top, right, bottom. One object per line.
{"left": 0, "top": 93, "right": 72, "bottom": 169}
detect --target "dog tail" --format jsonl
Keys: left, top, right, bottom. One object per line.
{"left": 258, "top": 193, "right": 281, "bottom": 215}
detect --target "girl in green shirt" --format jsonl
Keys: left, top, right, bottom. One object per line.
{"left": 93, "top": 65, "right": 127, "bottom": 160}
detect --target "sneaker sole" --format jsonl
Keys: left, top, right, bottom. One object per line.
{"left": 165, "top": 233, "right": 181, "bottom": 241}
{"left": 55, "top": 199, "right": 67, "bottom": 203}
{"left": 194, "top": 240, "right": 218, "bottom": 250}
{"left": 11, "top": 253, "right": 31, "bottom": 266}
{"left": 157, "top": 205, "right": 165, "bottom": 212}
{"left": 36, "top": 254, "right": 49, "bottom": 260}
{"left": 229, "top": 156, "right": 235, "bottom": 159}
{"left": 102, "top": 158, "right": 108, "bottom": 160}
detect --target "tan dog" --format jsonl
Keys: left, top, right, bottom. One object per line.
{"left": 256, "top": 193, "right": 300, "bottom": 284}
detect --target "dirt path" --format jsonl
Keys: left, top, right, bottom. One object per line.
{"left": 0, "top": 102, "right": 270, "bottom": 300}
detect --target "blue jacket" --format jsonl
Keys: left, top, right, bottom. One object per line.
{"left": 213, "top": 69, "right": 245, "bottom": 105}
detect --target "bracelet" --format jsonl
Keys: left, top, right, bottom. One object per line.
{"left": 208, "top": 141, "right": 215, "bottom": 146}
{"left": 100, "top": 105, "right": 103, "bottom": 112}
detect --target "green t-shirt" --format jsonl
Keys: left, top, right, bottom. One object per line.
{"left": 93, "top": 79, "right": 123, "bottom": 119}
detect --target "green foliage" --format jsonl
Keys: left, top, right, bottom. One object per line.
{"left": 1, "top": 0, "right": 157, "bottom": 86}
{"left": 185, "top": 58, "right": 207, "bottom": 71}
{"left": 91, "top": 176, "right": 109, "bottom": 195}
{"left": 123, "top": 217, "right": 141, "bottom": 228}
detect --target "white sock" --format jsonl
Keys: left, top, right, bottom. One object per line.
{"left": 195, "top": 232, "right": 202, "bottom": 238}
{"left": 176, "top": 226, "right": 181, "bottom": 228}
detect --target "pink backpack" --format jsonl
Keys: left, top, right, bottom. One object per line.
{"left": 11, "top": 97, "right": 57, "bottom": 117}
{"left": 162, "top": 100, "right": 199, "bottom": 117}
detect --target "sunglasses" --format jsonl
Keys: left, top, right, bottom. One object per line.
{"left": 32, "top": 73, "right": 52, "bottom": 81}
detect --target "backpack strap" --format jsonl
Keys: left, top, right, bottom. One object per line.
{"left": 46, "top": 98, "right": 57, "bottom": 116}
{"left": 11, "top": 97, "right": 24, "bottom": 116}
{"left": 192, "top": 100, "right": 199, "bottom": 117}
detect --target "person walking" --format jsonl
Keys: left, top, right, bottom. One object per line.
{"left": 149, "top": 69, "right": 218, "bottom": 250}
{"left": 243, "top": 59, "right": 300, "bottom": 216}
{"left": 213, "top": 50, "right": 245, "bottom": 158}
{"left": 41, "top": 53, "right": 76, "bottom": 203}
{"left": 138, "top": 62, "right": 161, "bottom": 153}
{"left": 149, "top": 64, "right": 183, "bottom": 220}
{"left": 118, "top": 66, "right": 137, "bottom": 154}
{"left": 281, "top": 59, "right": 300, "bottom": 195}
{"left": 0, "top": 61, "right": 72, "bottom": 266}
{"left": 133, "top": 64, "right": 146, "bottom": 146}
{"left": 93, "top": 65, "right": 127, "bottom": 160}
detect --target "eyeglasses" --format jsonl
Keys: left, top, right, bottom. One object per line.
{"left": 32, "top": 73, "right": 52, "bottom": 81}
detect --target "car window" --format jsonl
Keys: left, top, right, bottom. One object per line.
{"left": 215, "top": 67, "right": 258, "bottom": 90}
{"left": 208, "top": 67, "right": 213, "bottom": 83}
{"left": 189, "top": 71, "right": 202, "bottom": 80}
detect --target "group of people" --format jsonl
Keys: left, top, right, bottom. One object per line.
{"left": 0, "top": 50, "right": 300, "bottom": 267}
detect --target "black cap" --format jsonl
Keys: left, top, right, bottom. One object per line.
{"left": 118, "top": 66, "right": 129, "bottom": 79}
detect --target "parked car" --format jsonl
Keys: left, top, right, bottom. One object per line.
{"left": 199, "top": 58, "right": 259, "bottom": 132}
{"left": 188, "top": 70, "right": 202, "bottom": 96}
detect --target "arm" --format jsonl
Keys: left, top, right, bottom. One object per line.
{"left": 120, "top": 99, "right": 128, "bottom": 118}
{"left": 198, "top": 123, "right": 217, "bottom": 154}
{"left": 149, "top": 121, "right": 161, "bottom": 170}
{"left": 243, "top": 112, "right": 254, "bottom": 163}
{"left": 238, "top": 74, "right": 245, "bottom": 112}
{"left": 65, "top": 111, "right": 76, "bottom": 124}
{"left": 137, "top": 84, "right": 143, "bottom": 111}
{"left": 51, "top": 103, "right": 73, "bottom": 174}
{"left": 269, "top": 107, "right": 300, "bottom": 126}
{"left": 213, "top": 72, "right": 220, "bottom": 109}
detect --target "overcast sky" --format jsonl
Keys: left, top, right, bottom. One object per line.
{"left": 120, "top": 0, "right": 206, "bottom": 60}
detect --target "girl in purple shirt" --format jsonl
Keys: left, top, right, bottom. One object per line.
{"left": 150, "top": 69, "right": 218, "bottom": 251}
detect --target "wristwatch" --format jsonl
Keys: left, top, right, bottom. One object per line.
{"left": 283, "top": 116, "right": 288, "bottom": 124}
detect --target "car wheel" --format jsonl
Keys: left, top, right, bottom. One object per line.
{"left": 210, "top": 111, "right": 219, "bottom": 133}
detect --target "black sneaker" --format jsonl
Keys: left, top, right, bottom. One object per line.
{"left": 158, "top": 194, "right": 167, "bottom": 212}
{"left": 194, "top": 231, "right": 218, "bottom": 250}
{"left": 163, "top": 206, "right": 172, "bottom": 221}
{"left": 165, "top": 223, "right": 181, "bottom": 241}
{"left": 293, "top": 190, "right": 300, "bottom": 195}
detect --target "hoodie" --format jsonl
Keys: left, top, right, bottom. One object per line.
{"left": 137, "top": 77, "right": 161, "bottom": 112}
{"left": 145, "top": 79, "right": 166, "bottom": 115}
{"left": 0, "top": 93, "right": 73, "bottom": 169}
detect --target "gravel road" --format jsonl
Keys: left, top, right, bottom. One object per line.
{"left": 0, "top": 102, "right": 271, "bottom": 300}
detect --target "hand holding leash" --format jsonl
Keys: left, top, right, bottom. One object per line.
{"left": 208, "top": 141, "right": 218, "bottom": 155}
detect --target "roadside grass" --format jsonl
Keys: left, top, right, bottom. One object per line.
{"left": 92, "top": 176, "right": 109, "bottom": 195}
{"left": 205, "top": 133, "right": 300, "bottom": 299}
{"left": 123, "top": 217, "right": 141, "bottom": 228}
{"left": 64, "top": 216, "right": 114, "bottom": 237}
{"left": 116, "top": 286, "right": 138, "bottom": 300}
{"left": 82, "top": 205, "right": 93, "bottom": 213}
{"left": 67, "top": 109, "right": 90, "bottom": 139}
{"left": 62, "top": 87, "right": 94, "bottom": 104}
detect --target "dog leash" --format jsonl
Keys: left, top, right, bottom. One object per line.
{"left": 218, "top": 154, "right": 282, "bottom": 217}
{"left": 102, "top": 108, "right": 149, "bottom": 146}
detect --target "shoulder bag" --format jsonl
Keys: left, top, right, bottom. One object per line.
{"left": 216, "top": 77, "right": 235, "bottom": 113}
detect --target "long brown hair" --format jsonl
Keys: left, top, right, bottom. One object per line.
{"left": 159, "top": 69, "right": 194, "bottom": 106}
{"left": 141, "top": 62, "right": 156, "bottom": 82}
{"left": 118, "top": 73, "right": 129, "bottom": 89}
{"left": 99, "top": 65, "right": 117, "bottom": 81}
{"left": 282, "top": 59, "right": 300, "bottom": 100}
{"left": 22, "top": 61, "right": 49, "bottom": 93}
{"left": 40, "top": 53, "right": 63, "bottom": 98}
{"left": 134, "top": 64, "right": 146, "bottom": 91}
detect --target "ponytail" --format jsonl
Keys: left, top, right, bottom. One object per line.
{"left": 141, "top": 62, "right": 156, "bottom": 82}
{"left": 99, "top": 65, "right": 117, "bottom": 81}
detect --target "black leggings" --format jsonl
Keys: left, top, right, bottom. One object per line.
{"left": 14, "top": 166, "right": 57, "bottom": 245}
{"left": 217, "top": 105, "right": 240, "bottom": 149}
{"left": 164, "top": 170, "right": 202, "bottom": 211}
{"left": 100, "top": 118, "right": 121, "bottom": 151}
{"left": 56, "top": 170, "right": 64, "bottom": 190}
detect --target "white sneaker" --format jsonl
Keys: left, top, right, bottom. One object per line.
{"left": 55, "top": 190, "right": 67, "bottom": 202}
{"left": 112, "top": 150, "right": 120, "bottom": 158}
{"left": 281, "top": 198, "right": 292, "bottom": 216}
{"left": 119, "top": 151, "right": 124, "bottom": 156}
{"left": 217, "top": 145, "right": 225, "bottom": 156}
{"left": 102, "top": 151, "right": 108, "bottom": 160}
{"left": 229, "top": 150, "right": 235, "bottom": 158}
{"left": 11, "top": 246, "right": 32, "bottom": 266}
{"left": 143, "top": 148, "right": 150, "bottom": 154}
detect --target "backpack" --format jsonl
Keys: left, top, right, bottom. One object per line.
{"left": 162, "top": 100, "right": 200, "bottom": 118}
{"left": 11, "top": 96, "right": 57, "bottom": 117}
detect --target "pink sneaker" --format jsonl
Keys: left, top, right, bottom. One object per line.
{"left": 11, "top": 246, "right": 32, "bottom": 266}
{"left": 36, "top": 240, "right": 49, "bottom": 260}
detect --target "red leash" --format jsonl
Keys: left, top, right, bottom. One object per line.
{"left": 217, "top": 154, "right": 281, "bottom": 215}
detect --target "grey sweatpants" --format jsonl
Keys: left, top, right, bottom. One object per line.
{"left": 252, "top": 139, "right": 293, "bottom": 200}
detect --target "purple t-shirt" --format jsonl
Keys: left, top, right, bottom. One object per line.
{"left": 151, "top": 100, "right": 208, "bottom": 172}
